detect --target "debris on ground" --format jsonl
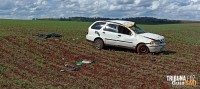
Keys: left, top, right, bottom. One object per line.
{"left": 32, "top": 33, "right": 62, "bottom": 39}
{"left": 67, "top": 67, "right": 79, "bottom": 71}
{"left": 54, "top": 39, "right": 59, "bottom": 41}
{"left": 32, "top": 34, "right": 46, "bottom": 39}
{"left": 64, "top": 64, "right": 68, "bottom": 66}
{"left": 72, "top": 38, "right": 79, "bottom": 41}
{"left": 76, "top": 62, "right": 83, "bottom": 66}
{"left": 82, "top": 59, "right": 95, "bottom": 64}
{"left": 60, "top": 58, "right": 96, "bottom": 72}
{"left": 60, "top": 69, "right": 65, "bottom": 72}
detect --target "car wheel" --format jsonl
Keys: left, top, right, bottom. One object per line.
{"left": 94, "top": 39, "right": 104, "bottom": 50}
{"left": 137, "top": 44, "right": 149, "bottom": 54}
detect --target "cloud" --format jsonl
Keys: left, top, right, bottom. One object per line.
{"left": 149, "top": 1, "right": 160, "bottom": 10}
{"left": 0, "top": 0, "right": 15, "bottom": 10}
{"left": 134, "top": 0, "right": 141, "bottom": 5}
{"left": 0, "top": 0, "right": 200, "bottom": 20}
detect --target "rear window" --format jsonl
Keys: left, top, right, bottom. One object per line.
{"left": 91, "top": 22, "right": 106, "bottom": 30}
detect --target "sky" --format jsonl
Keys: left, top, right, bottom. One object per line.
{"left": 0, "top": 0, "right": 200, "bottom": 21}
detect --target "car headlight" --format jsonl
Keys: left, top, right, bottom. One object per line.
{"left": 150, "top": 40, "right": 160, "bottom": 46}
{"left": 160, "top": 39, "right": 165, "bottom": 43}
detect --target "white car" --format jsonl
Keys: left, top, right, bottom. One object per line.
{"left": 86, "top": 20, "right": 165, "bottom": 54}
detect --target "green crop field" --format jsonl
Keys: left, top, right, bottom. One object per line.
{"left": 0, "top": 19, "right": 199, "bottom": 88}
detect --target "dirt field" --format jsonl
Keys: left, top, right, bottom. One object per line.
{"left": 0, "top": 20, "right": 199, "bottom": 88}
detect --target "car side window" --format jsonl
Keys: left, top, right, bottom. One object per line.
{"left": 118, "top": 26, "right": 131, "bottom": 35}
{"left": 91, "top": 22, "right": 106, "bottom": 30}
{"left": 104, "top": 24, "right": 118, "bottom": 32}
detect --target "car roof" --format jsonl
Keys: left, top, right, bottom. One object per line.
{"left": 96, "top": 20, "right": 135, "bottom": 27}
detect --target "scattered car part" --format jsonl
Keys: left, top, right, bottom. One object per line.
{"left": 76, "top": 62, "right": 83, "bottom": 66}
{"left": 67, "top": 68, "right": 79, "bottom": 71}
{"left": 60, "top": 69, "right": 65, "bottom": 72}
{"left": 82, "top": 60, "right": 94, "bottom": 64}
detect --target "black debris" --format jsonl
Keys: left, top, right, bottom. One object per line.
{"left": 67, "top": 67, "right": 79, "bottom": 71}
{"left": 32, "top": 33, "right": 62, "bottom": 39}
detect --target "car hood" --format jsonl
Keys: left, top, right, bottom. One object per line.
{"left": 139, "top": 32, "right": 164, "bottom": 40}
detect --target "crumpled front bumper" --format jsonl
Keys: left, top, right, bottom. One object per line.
{"left": 147, "top": 44, "right": 165, "bottom": 52}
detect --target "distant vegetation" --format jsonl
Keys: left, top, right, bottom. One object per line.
{"left": 33, "top": 17, "right": 181, "bottom": 24}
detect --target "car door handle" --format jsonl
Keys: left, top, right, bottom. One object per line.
{"left": 103, "top": 32, "right": 105, "bottom": 34}
{"left": 118, "top": 35, "right": 121, "bottom": 37}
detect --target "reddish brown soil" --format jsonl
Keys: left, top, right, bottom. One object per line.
{"left": 0, "top": 36, "right": 199, "bottom": 88}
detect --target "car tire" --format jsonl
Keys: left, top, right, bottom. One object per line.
{"left": 137, "top": 44, "right": 149, "bottom": 54}
{"left": 94, "top": 39, "right": 104, "bottom": 50}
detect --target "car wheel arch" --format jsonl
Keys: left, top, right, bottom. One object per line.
{"left": 136, "top": 43, "right": 150, "bottom": 53}
{"left": 94, "top": 37, "right": 104, "bottom": 43}
{"left": 136, "top": 43, "right": 145, "bottom": 49}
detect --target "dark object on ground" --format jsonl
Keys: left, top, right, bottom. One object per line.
{"left": 32, "top": 33, "right": 62, "bottom": 39}
{"left": 67, "top": 67, "right": 79, "bottom": 71}
{"left": 32, "top": 34, "right": 47, "bottom": 39}
{"left": 46, "top": 33, "right": 62, "bottom": 38}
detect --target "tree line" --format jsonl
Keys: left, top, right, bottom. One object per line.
{"left": 32, "top": 17, "right": 181, "bottom": 24}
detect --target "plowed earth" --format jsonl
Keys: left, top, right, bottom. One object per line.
{"left": 0, "top": 20, "right": 199, "bottom": 89}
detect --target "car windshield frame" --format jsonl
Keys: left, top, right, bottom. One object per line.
{"left": 131, "top": 26, "right": 146, "bottom": 34}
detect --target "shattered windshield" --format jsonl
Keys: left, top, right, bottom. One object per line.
{"left": 131, "top": 26, "right": 146, "bottom": 34}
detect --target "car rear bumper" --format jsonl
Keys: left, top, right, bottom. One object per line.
{"left": 86, "top": 34, "right": 95, "bottom": 42}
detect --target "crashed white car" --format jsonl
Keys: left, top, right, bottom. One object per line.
{"left": 86, "top": 20, "right": 165, "bottom": 54}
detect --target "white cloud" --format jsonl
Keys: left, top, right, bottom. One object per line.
{"left": 191, "top": 0, "right": 198, "bottom": 3}
{"left": 0, "top": 0, "right": 200, "bottom": 20}
{"left": 150, "top": 1, "right": 160, "bottom": 10}
{"left": 134, "top": 0, "right": 141, "bottom": 5}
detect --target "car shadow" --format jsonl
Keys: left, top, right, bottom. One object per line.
{"left": 157, "top": 51, "right": 176, "bottom": 55}
{"left": 104, "top": 46, "right": 176, "bottom": 55}
{"left": 104, "top": 46, "right": 135, "bottom": 53}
